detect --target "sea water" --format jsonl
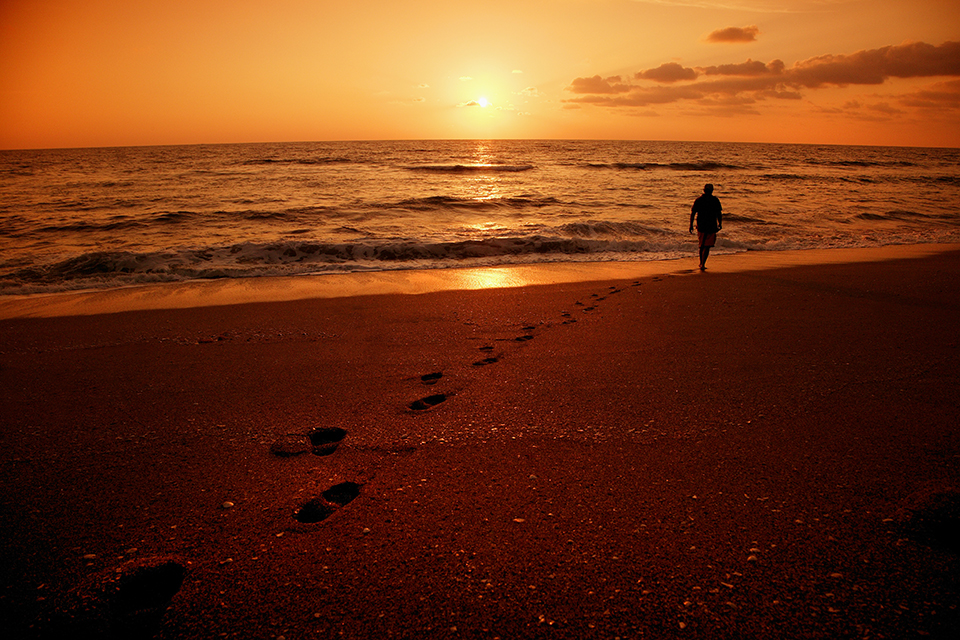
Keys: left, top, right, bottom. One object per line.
{"left": 1, "top": 140, "right": 958, "bottom": 295}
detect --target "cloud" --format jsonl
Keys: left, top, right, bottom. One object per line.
{"left": 519, "top": 87, "right": 542, "bottom": 98}
{"left": 636, "top": 62, "right": 698, "bottom": 83}
{"left": 700, "top": 59, "right": 783, "bottom": 76}
{"left": 707, "top": 26, "right": 760, "bottom": 43}
{"left": 513, "top": 69, "right": 524, "bottom": 74}
{"left": 459, "top": 76, "right": 473, "bottom": 82}
{"left": 567, "top": 75, "right": 631, "bottom": 94}
{"left": 564, "top": 41, "right": 960, "bottom": 112}
{"left": 788, "top": 41, "right": 960, "bottom": 87}
{"left": 867, "top": 102, "right": 904, "bottom": 115}
{"left": 899, "top": 79, "right": 960, "bottom": 109}
{"left": 418, "top": 83, "right": 430, "bottom": 89}
{"left": 570, "top": 84, "right": 705, "bottom": 107}
{"left": 458, "top": 100, "right": 482, "bottom": 107}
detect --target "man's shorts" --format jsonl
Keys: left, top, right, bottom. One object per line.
{"left": 698, "top": 232, "right": 717, "bottom": 248}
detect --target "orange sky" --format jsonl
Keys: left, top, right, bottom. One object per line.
{"left": 2, "top": 0, "right": 959, "bottom": 149}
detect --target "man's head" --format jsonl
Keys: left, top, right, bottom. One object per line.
{"left": 704, "top": 184, "right": 714, "bottom": 194}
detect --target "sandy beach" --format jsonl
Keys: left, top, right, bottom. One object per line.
{"left": 2, "top": 245, "right": 959, "bottom": 639}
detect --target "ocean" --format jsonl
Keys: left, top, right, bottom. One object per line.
{"left": 1, "top": 139, "right": 958, "bottom": 295}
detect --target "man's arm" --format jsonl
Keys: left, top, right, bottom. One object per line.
{"left": 689, "top": 206, "right": 696, "bottom": 233}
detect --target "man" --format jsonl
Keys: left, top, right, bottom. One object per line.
{"left": 689, "top": 183, "right": 722, "bottom": 270}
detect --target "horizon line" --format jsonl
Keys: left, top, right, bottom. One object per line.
{"left": 3, "top": 137, "right": 959, "bottom": 153}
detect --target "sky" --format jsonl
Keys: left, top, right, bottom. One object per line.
{"left": 1, "top": 0, "right": 959, "bottom": 149}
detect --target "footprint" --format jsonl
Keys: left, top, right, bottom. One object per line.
{"left": 583, "top": 306, "right": 596, "bottom": 312}
{"left": 294, "top": 498, "right": 335, "bottom": 523}
{"left": 295, "top": 482, "right": 362, "bottom": 523}
{"left": 270, "top": 434, "right": 313, "bottom": 457}
{"left": 322, "top": 481, "right": 361, "bottom": 506}
{"left": 473, "top": 357, "right": 499, "bottom": 366}
{"left": 271, "top": 427, "right": 347, "bottom": 457}
{"left": 409, "top": 393, "right": 447, "bottom": 411}
{"left": 308, "top": 427, "right": 347, "bottom": 456}
{"left": 515, "top": 335, "right": 534, "bottom": 342}
{"left": 479, "top": 345, "right": 495, "bottom": 352}
{"left": 112, "top": 558, "right": 185, "bottom": 616}
{"left": 421, "top": 372, "right": 443, "bottom": 385}
{"left": 57, "top": 557, "right": 186, "bottom": 636}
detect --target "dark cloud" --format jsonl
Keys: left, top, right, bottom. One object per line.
{"left": 564, "top": 41, "right": 960, "bottom": 112}
{"left": 757, "top": 88, "right": 802, "bottom": 100}
{"left": 707, "top": 26, "right": 759, "bottom": 43}
{"left": 789, "top": 41, "right": 960, "bottom": 88}
{"left": 700, "top": 59, "right": 783, "bottom": 77}
{"left": 567, "top": 75, "right": 631, "bottom": 94}
{"left": 636, "top": 62, "right": 698, "bottom": 83}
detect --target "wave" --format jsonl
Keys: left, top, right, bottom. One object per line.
{"left": 0, "top": 164, "right": 35, "bottom": 177}
{"left": 586, "top": 162, "right": 648, "bottom": 170}
{"left": 722, "top": 213, "right": 771, "bottom": 224}
{"left": 1, "top": 231, "right": 688, "bottom": 294}
{"left": 404, "top": 164, "right": 535, "bottom": 173}
{"left": 853, "top": 210, "right": 933, "bottom": 222}
{"left": 586, "top": 161, "right": 742, "bottom": 171}
{"left": 557, "top": 220, "right": 662, "bottom": 237}
{"left": 241, "top": 156, "right": 354, "bottom": 166}
{"left": 155, "top": 211, "right": 196, "bottom": 223}
{"left": 393, "top": 195, "right": 561, "bottom": 210}
{"left": 37, "top": 219, "right": 147, "bottom": 233}
{"left": 760, "top": 173, "right": 810, "bottom": 181}
{"left": 805, "top": 159, "right": 917, "bottom": 168}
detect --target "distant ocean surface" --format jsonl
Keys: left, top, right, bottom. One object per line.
{"left": 2, "top": 139, "right": 959, "bottom": 295}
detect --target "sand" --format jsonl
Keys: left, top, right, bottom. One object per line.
{"left": 1, "top": 245, "right": 959, "bottom": 639}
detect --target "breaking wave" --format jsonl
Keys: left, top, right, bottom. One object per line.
{"left": 0, "top": 227, "right": 691, "bottom": 294}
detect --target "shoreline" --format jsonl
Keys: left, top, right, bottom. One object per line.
{"left": 1, "top": 243, "right": 957, "bottom": 319}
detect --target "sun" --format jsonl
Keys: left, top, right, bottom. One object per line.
{"left": 477, "top": 96, "right": 491, "bottom": 108}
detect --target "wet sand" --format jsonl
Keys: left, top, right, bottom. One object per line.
{"left": 1, "top": 245, "right": 959, "bottom": 639}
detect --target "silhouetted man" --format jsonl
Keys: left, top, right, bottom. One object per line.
{"left": 689, "top": 184, "right": 722, "bottom": 270}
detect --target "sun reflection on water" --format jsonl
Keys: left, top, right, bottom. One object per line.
{"left": 454, "top": 267, "right": 524, "bottom": 290}
{"left": 464, "top": 141, "right": 506, "bottom": 202}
